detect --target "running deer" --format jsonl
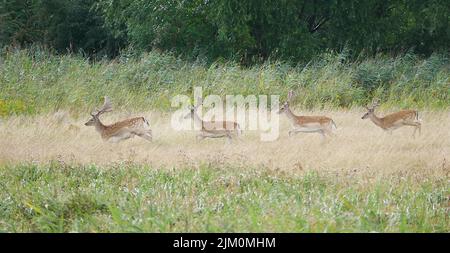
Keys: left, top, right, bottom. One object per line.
{"left": 184, "top": 98, "right": 242, "bottom": 142}
{"left": 278, "top": 90, "right": 337, "bottom": 141}
{"left": 361, "top": 99, "right": 421, "bottom": 137}
{"left": 84, "top": 96, "right": 152, "bottom": 142}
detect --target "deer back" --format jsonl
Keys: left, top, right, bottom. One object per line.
{"left": 380, "top": 110, "right": 418, "bottom": 125}
{"left": 295, "top": 115, "right": 333, "bottom": 127}
{"left": 101, "top": 117, "right": 147, "bottom": 138}
{"left": 201, "top": 120, "right": 239, "bottom": 132}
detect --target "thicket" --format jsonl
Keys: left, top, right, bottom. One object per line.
{"left": 1, "top": 0, "right": 448, "bottom": 63}
{"left": 0, "top": 48, "right": 448, "bottom": 115}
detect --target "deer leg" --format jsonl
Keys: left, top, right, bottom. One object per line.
{"left": 404, "top": 122, "right": 421, "bottom": 137}
{"left": 144, "top": 130, "right": 153, "bottom": 141}
{"left": 226, "top": 134, "right": 233, "bottom": 144}
{"left": 234, "top": 130, "right": 244, "bottom": 142}
{"left": 108, "top": 137, "right": 121, "bottom": 143}
{"left": 109, "top": 135, "right": 130, "bottom": 143}
{"left": 410, "top": 124, "right": 418, "bottom": 138}
{"left": 109, "top": 129, "right": 135, "bottom": 143}
{"left": 324, "top": 127, "right": 334, "bottom": 137}
{"left": 130, "top": 129, "right": 150, "bottom": 142}
{"left": 136, "top": 132, "right": 152, "bottom": 142}
{"left": 289, "top": 129, "right": 299, "bottom": 137}
{"left": 319, "top": 130, "right": 327, "bottom": 144}
{"left": 412, "top": 122, "right": 422, "bottom": 137}
{"left": 196, "top": 134, "right": 205, "bottom": 142}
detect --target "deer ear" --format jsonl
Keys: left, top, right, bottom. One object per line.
{"left": 372, "top": 99, "right": 381, "bottom": 107}
{"left": 196, "top": 96, "right": 203, "bottom": 104}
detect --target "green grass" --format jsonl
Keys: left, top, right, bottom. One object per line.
{"left": 0, "top": 48, "right": 449, "bottom": 117}
{"left": 0, "top": 163, "right": 448, "bottom": 232}
{"left": 0, "top": 48, "right": 448, "bottom": 232}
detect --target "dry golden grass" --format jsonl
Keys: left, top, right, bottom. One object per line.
{"left": 1, "top": 109, "right": 449, "bottom": 177}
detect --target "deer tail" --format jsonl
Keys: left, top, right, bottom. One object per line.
{"left": 236, "top": 123, "right": 243, "bottom": 136}
{"left": 143, "top": 117, "right": 150, "bottom": 127}
{"left": 331, "top": 120, "right": 338, "bottom": 131}
{"left": 416, "top": 111, "right": 422, "bottom": 122}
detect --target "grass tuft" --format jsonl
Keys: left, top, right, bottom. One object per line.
{"left": 0, "top": 164, "right": 447, "bottom": 232}
{"left": 0, "top": 49, "right": 448, "bottom": 116}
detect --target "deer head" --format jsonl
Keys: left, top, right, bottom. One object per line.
{"left": 361, "top": 99, "right": 380, "bottom": 119}
{"left": 85, "top": 96, "right": 113, "bottom": 126}
{"left": 184, "top": 97, "right": 202, "bottom": 119}
{"left": 278, "top": 90, "right": 294, "bottom": 114}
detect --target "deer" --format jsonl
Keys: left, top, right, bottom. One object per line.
{"left": 361, "top": 99, "right": 421, "bottom": 137}
{"left": 184, "top": 97, "right": 242, "bottom": 143}
{"left": 278, "top": 90, "right": 337, "bottom": 142}
{"left": 84, "top": 96, "right": 152, "bottom": 143}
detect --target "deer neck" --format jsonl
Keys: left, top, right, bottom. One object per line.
{"left": 368, "top": 113, "right": 385, "bottom": 128}
{"left": 284, "top": 107, "right": 298, "bottom": 123}
{"left": 193, "top": 110, "right": 204, "bottom": 128}
{"left": 94, "top": 118, "right": 107, "bottom": 133}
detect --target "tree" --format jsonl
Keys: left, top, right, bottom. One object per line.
{"left": 0, "top": 0, "right": 125, "bottom": 57}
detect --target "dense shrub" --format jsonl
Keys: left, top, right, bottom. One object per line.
{"left": 0, "top": 49, "right": 448, "bottom": 115}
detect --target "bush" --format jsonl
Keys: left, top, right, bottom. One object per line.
{"left": 0, "top": 49, "right": 448, "bottom": 115}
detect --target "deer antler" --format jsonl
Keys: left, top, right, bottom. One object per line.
{"left": 371, "top": 99, "right": 380, "bottom": 109}
{"left": 194, "top": 96, "right": 203, "bottom": 109}
{"left": 366, "top": 98, "right": 380, "bottom": 110}
{"left": 92, "top": 96, "right": 113, "bottom": 116}
{"left": 287, "top": 90, "right": 294, "bottom": 101}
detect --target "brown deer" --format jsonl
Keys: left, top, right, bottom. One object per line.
{"left": 184, "top": 97, "right": 242, "bottom": 142}
{"left": 84, "top": 97, "right": 152, "bottom": 142}
{"left": 278, "top": 90, "right": 337, "bottom": 141}
{"left": 362, "top": 99, "right": 421, "bottom": 137}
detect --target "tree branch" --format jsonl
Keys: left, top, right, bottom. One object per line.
{"left": 310, "top": 16, "right": 329, "bottom": 33}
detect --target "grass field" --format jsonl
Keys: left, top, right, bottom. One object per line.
{"left": 0, "top": 164, "right": 448, "bottom": 232}
{"left": 0, "top": 110, "right": 449, "bottom": 232}
{"left": 1, "top": 109, "right": 449, "bottom": 171}
{"left": 0, "top": 49, "right": 449, "bottom": 232}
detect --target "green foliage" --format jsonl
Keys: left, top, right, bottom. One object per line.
{"left": 1, "top": 1, "right": 448, "bottom": 63}
{"left": 0, "top": 164, "right": 448, "bottom": 232}
{"left": 0, "top": 0, "right": 124, "bottom": 58}
{"left": 0, "top": 49, "right": 448, "bottom": 115}
{"left": 0, "top": 99, "right": 34, "bottom": 116}
{"left": 97, "top": 0, "right": 450, "bottom": 63}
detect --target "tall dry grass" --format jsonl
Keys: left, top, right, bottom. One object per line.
{"left": 1, "top": 109, "right": 448, "bottom": 178}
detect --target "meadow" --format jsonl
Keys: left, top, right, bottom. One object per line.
{"left": 0, "top": 163, "right": 448, "bottom": 232}
{"left": 0, "top": 49, "right": 449, "bottom": 232}
{"left": 0, "top": 110, "right": 449, "bottom": 232}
